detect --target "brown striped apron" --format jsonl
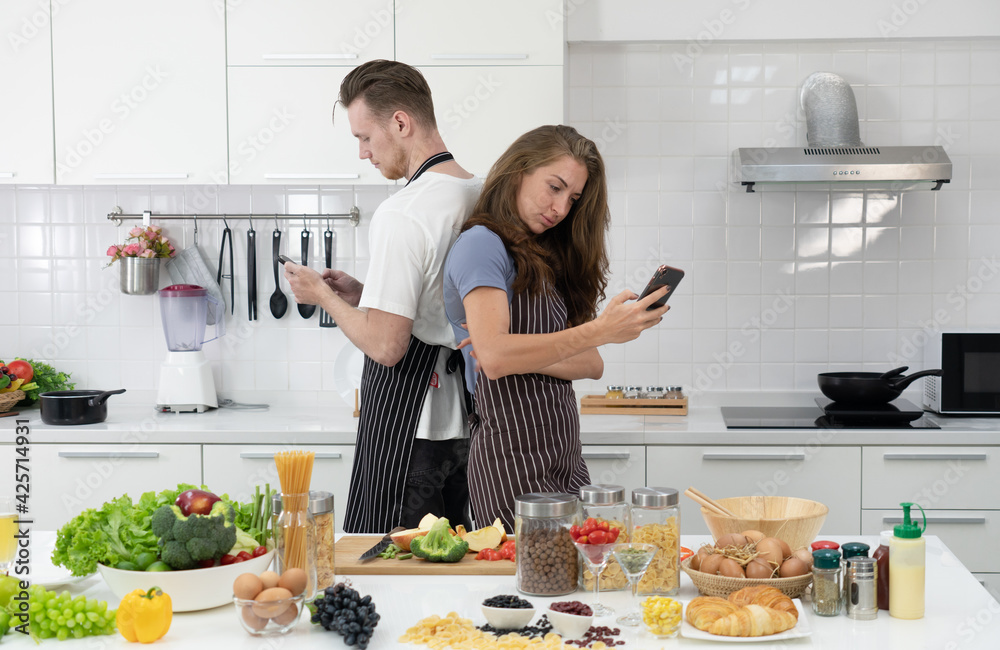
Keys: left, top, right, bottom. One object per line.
{"left": 467, "top": 289, "right": 591, "bottom": 532}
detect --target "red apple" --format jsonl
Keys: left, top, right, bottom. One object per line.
{"left": 7, "top": 360, "right": 32, "bottom": 383}
{"left": 175, "top": 489, "right": 221, "bottom": 516}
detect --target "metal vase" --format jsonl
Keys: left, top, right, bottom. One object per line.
{"left": 119, "top": 257, "right": 161, "bottom": 295}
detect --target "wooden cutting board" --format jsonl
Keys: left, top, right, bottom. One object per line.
{"left": 334, "top": 536, "right": 515, "bottom": 575}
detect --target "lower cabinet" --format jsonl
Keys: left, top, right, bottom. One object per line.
{"left": 26, "top": 444, "right": 202, "bottom": 530}
{"left": 581, "top": 445, "right": 646, "bottom": 498}
{"left": 202, "top": 445, "right": 355, "bottom": 534}
{"left": 645, "top": 446, "right": 862, "bottom": 538}
{"left": 862, "top": 509, "right": 1000, "bottom": 574}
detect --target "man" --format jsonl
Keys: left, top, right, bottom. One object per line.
{"left": 283, "top": 60, "right": 481, "bottom": 533}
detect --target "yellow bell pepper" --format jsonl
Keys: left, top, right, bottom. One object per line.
{"left": 116, "top": 586, "right": 172, "bottom": 643}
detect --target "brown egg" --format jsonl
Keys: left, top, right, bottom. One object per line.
{"left": 272, "top": 602, "right": 299, "bottom": 626}
{"left": 792, "top": 548, "right": 814, "bottom": 568}
{"left": 719, "top": 558, "right": 745, "bottom": 578}
{"left": 741, "top": 529, "right": 766, "bottom": 544}
{"left": 259, "top": 570, "right": 280, "bottom": 589}
{"left": 252, "top": 587, "right": 293, "bottom": 619}
{"left": 715, "top": 533, "right": 748, "bottom": 549}
{"left": 779, "top": 556, "right": 810, "bottom": 578}
{"left": 745, "top": 558, "right": 775, "bottom": 579}
{"left": 774, "top": 537, "right": 792, "bottom": 560}
{"left": 240, "top": 603, "right": 269, "bottom": 631}
{"left": 699, "top": 553, "right": 725, "bottom": 576}
{"left": 232, "top": 572, "right": 264, "bottom": 601}
{"left": 755, "top": 537, "right": 784, "bottom": 566}
{"left": 277, "top": 567, "right": 308, "bottom": 597}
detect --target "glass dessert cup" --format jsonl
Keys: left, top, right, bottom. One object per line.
{"left": 611, "top": 542, "right": 657, "bottom": 626}
{"left": 573, "top": 540, "right": 617, "bottom": 617}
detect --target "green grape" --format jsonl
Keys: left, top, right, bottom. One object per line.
{"left": 25, "top": 583, "right": 117, "bottom": 641}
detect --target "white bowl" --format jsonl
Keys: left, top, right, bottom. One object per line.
{"left": 547, "top": 608, "right": 594, "bottom": 640}
{"left": 97, "top": 551, "right": 274, "bottom": 612}
{"left": 481, "top": 604, "right": 536, "bottom": 630}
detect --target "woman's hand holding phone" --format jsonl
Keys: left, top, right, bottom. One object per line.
{"left": 594, "top": 287, "right": 670, "bottom": 344}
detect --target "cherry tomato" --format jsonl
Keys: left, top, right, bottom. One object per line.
{"left": 607, "top": 527, "right": 621, "bottom": 542}
{"left": 569, "top": 525, "right": 581, "bottom": 540}
{"left": 219, "top": 554, "right": 236, "bottom": 565}
{"left": 500, "top": 540, "right": 516, "bottom": 560}
{"left": 232, "top": 556, "right": 245, "bottom": 563}
{"left": 198, "top": 559, "right": 216, "bottom": 569}
{"left": 576, "top": 534, "right": 589, "bottom": 545}
{"left": 597, "top": 520, "right": 610, "bottom": 533}
{"left": 236, "top": 551, "right": 252, "bottom": 561}
{"left": 680, "top": 546, "right": 694, "bottom": 562}
{"left": 588, "top": 530, "right": 608, "bottom": 545}
{"left": 252, "top": 545, "right": 268, "bottom": 558}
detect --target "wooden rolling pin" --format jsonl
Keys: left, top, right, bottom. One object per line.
{"left": 685, "top": 487, "right": 737, "bottom": 517}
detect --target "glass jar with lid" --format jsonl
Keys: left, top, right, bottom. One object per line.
{"left": 623, "top": 385, "right": 642, "bottom": 399}
{"left": 515, "top": 492, "right": 579, "bottom": 596}
{"left": 664, "top": 386, "right": 685, "bottom": 399}
{"left": 578, "top": 484, "right": 629, "bottom": 592}
{"left": 630, "top": 487, "right": 680, "bottom": 596}
{"left": 272, "top": 490, "right": 335, "bottom": 592}
{"left": 605, "top": 385, "right": 624, "bottom": 399}
{"left": 642, "top": 386, "right": 665, "bottom": 399}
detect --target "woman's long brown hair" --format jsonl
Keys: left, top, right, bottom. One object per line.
{"left": 461, "top": 125, "right": 610, "bottom": 326}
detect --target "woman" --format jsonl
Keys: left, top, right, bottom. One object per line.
{"left": 443, "top": 125, "right": 669, "bottom": 530}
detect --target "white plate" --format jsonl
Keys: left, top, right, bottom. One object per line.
{"left": 680, "top": 599, "right": 812, "bottom": 642}
{"left": 333, "top": 343, "right": 365, "bottom": 401}
{"left": 32, "top": 548, "right": 93, "bottom": 588}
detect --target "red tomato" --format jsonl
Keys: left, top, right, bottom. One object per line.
{"left": 607, "top": 527, "right": 621, "bottom": 542}
{"left": 680, "top": 546, "right": 694, "bottom": 561}
{"left": 219, "top": 554, "right": 236, "bottom": 565}
{"left": 475, "top": 549, "right": 487, "bottom": 560}
{"left": 232, "top": 556, "right": 245, "bottom": 563}
{"left": 236, "top": 551, "right": 252, "bottom": 561}
{"left": 576, "top": 534, "right": 589, "bottom": 545}
{"left": 252, "top": 546, "right": 268, "bottom": 558}
{"left": 569, "top": 525, "right": 581, "bottom": 540}
{"left": 198, "top": 559, "right": 216, "bottom": 569}
{"left": 500, "top": 540, "right": 516, "bottom": 560}
{"left": 597, "top": 520, "right": 610, "bottom": 533}
{"left": 588, "top": 530, "right": 608, "bottom": 545}
{"left": 581, "top": 518, "right": 598, "bottom": 536}
{"left": 6, "top": 360, "right": 32, "bottom": 383}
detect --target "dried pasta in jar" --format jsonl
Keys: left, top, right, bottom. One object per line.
{"left": 581, "top": 519, "right": 629, "bottom": 591}
{"left": 633, "top": 517, "right": 680, "bottom": 596}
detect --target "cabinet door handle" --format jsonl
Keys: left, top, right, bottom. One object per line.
{"left": 58, "top": 451, "right": 160, "bottom": 459}
{"left": 582, "top": 452, "right": 631, "bottom": 460}
{"left": 430, "top": 53, "right": 528, "bottom": 61}
{"left": 0, "top": 172, "right": 14, "bottom": 178}
{"left": 702, "top": 453, "right": 806, "bottom": 461}
{"left": 883, "top": 453, "right": 988, "bottom": 461}
{"left": 262, "top": 53, "right": 358, "bottom": 61}
{"left": 239, "top": 452, "right": 343, "bottom": 460}
{"left": 882, "top": 516, "right": 987, "bottom": 525}
{"left": 93, "top": 173, "right": 188, "bottom": 180}
{"left": 264, "top": 173, "right": 360, "bottom": 180}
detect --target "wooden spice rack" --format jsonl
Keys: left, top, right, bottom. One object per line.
{"left": 579, "top": 394, "right": 688, "bottom": 415}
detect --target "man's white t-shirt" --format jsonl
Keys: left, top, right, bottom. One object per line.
{"left": 358, "top": 171, "right": 482, "bottom": 440}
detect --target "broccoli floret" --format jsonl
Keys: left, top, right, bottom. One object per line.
{"left": 151, "top": 501, "right": 237, "bottom": 570}
{"left": 409, "top": 517, "right": 468, "bottom": 563}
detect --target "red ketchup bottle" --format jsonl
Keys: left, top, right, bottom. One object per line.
{"left": 873, "top": 530, "right": 892, "bottom": 610}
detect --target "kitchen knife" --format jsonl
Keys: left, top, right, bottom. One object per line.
{"left": 358, "top": 526, "right": 406, "bottom": 562}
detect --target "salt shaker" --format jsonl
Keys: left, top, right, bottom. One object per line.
{"left": 845, "top": 557, "right": 878, "bottom": 620}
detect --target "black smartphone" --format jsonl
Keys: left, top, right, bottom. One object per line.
{"left": 638, "top": 264, "right": 685, "bottom": 310}
{"left": 277, "top": 254, "right": 294, "bottom": 265}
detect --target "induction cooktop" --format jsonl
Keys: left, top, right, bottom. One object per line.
{"left": 721, "top": 398, "right": 940, "bottom": 429}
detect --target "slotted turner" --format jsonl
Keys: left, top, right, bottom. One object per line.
{"left": 320, "top": 225, "right": 337, "bottom": 328}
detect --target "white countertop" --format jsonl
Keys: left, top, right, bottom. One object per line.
{"left": 13, "top": 533, "right": 1000, "bottom": 649}
{"left": 6, "top": 402, "right": 999, "bottom": 446}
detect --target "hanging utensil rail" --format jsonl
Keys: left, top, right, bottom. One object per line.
{"left": 107, "top": 206, "right": 361, "bottom": 227}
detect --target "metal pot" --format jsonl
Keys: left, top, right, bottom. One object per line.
{"left": 817, "top": 366, "right": 941, "bottom": 405}
{"left": 39, "top": 389, "right": 126, "bottom": 425}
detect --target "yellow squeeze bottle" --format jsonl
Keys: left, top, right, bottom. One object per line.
{"left": 889, "top": 501, "right": 927, "bottom": 619}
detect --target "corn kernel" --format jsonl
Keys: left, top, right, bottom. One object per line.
{"left": 641, "top": 596, "right": 682, "bottom": 637}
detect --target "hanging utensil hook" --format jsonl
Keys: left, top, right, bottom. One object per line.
{"left": 193, "top": 214, "right": 199, "bottom": 247}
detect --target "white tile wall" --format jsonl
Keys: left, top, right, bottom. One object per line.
{"left": 3, "top": 38, "right": 999, "bottom": 406}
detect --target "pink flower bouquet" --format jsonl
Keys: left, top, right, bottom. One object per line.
{"left": 106, "top": 225, "right": 176, "bottom": 266}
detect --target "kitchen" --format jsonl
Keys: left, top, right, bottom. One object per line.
{"left": 2, "top": 0, "right": 1000, "bottom": 647}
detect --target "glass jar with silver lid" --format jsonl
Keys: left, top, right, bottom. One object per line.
{"left": 629, "top": 487, "right": 680, "bottom": 596}
{"left": 578, "top": 485, "right": 629, "bottom": 592}
{"left": 515, "top": 492, "right": 579, "bottom": 596}
{"left": 664, "top": 386, "right": 685, "bottom": 399}
{"left": 642, "top": 386, "right": 665, "bottom": 399}
{"left": 623, "top": 385, "right": 642, "bottom": 399}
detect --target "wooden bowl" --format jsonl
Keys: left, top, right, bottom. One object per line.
{"left": 681, "top": 556, "right": 812, "bottom": 599}
{"left": 700, "top": 496, "right": 828, "bottom": 551}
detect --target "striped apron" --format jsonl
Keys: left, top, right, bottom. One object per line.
{"left": 467, "top": 289, "right": 591, "bottom": 532}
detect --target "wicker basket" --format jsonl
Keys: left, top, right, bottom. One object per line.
{"left": 0, "top": 390, "right": 24, "bottom": 413}
{"left": 681, "top": 556, "right": 812, "bottom": 599}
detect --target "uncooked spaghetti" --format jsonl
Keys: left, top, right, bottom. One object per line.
{"left": 274, "top": 450, "right": 315, "bottom": 572}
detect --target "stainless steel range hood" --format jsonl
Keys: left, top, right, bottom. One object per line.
{"left": 733, "top": 72, "right": 952, "bottom": 193}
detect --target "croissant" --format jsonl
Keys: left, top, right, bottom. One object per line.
{"left": 685, "top": 597, "right": 740, "bottom": 631}
{"left": 727, "top": 585, "right": 798, "bottom": 620}
{"left": 708, "top": 603, "right": 798, "bottom": 637}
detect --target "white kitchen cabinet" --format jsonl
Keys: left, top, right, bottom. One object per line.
{"left": 51, "top": 1, "right": 228, "bottom": 184}
{"left": 861, "top": 446, "right": 998, "bottom": 510}
{"left": 862, "top": 509, "right": 1000, "bottom": 573}
{"left": 419, "top": 66, "right": 565, "bottom": 178}
{"left": 202, "top": 445, "right": 355, "bottom": 533}
{"left": 0, "top": 2, "right": 54, "bottom": 184}
{"left": 27, "top": 444, "right": 202, "bottom": 531}
{"left": 581, "top": 445, "right": 646, "bottom": 497}
{"left": 646, "top": 446, "right": 862, "bottom": 537}
{"left": 226, "top": 0, "right": 393, "bottom": 66}
{"left": 227, "top": 67, "right": 382, "bottom": 185}
{"left": 395, "top": 0, "right": 564, "bottom": 67}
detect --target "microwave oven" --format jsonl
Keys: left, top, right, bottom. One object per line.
{"left": 923, "top": 332, "right": 1000, "bottom": 415}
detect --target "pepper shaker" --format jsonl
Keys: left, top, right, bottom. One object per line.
{"left": 845, "top": 557, "right": 878, "bottom": 620}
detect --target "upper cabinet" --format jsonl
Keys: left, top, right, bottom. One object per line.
{"left": 51, "top": 1, "right": 228, "bottom": 184}
{"left": 396, "top": 0, "right": 564, "bottom": 66}
{"left": 226, "top": 0, "right": 393, "bottom": 66}
{"left": 0, "top": 1, "right": 55, "bottom": 184}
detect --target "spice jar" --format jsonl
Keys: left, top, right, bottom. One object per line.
{"left": 273, "top": 492, "right": 318, "bottom": 601}
{"left": 578, "top": 485, "right": 629, "bottom": 592}
{"left": 623, "top": 385, "right": 642, "bottom": 399}
{"left": 605, "top": 385, "right": 624, "bottom": 399}
{"left": 515, "top": 492, "right": 579, "bottom": 596}
{"left": 840, "top": 541, "right": 870, "bottom": 593}
{"left": 844, "top": 557, "right": 878, "bottom": 620}
{"left": 630, "top": 487, "right": 680, "bottom": 596}
{"left": 642, "top": 386, "right": 665, "bottom": 399}
{"left": 812, "top": 549, "right": 842, "bottom": 616}
{"left": 272, "top": 491, "right": 335, "bottom": 591}
{"left": 664, "top": 386, "right": 684, "bottom": 399}
{"left": 811, "top": 540, "right": 840, "bottom": 552}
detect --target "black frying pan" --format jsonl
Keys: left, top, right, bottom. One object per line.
{"left": 40, "top": 389, "right": 126, "bottom": 425}
{"left": 817, "top": 366, "right": 941, "bottom": 405}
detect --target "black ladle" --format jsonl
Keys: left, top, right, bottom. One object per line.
{"left": 269, "top": 228, "right": 287, "bottom": 318}
{"left": 297, "top": 228, "right": 316, "bottom": 319}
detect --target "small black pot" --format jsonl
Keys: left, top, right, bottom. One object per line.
{"left": 39, "top": 389, "right": 126, "bottom": 425}
{"left": 817, "top": 366, "right": 941, "bottom": 405}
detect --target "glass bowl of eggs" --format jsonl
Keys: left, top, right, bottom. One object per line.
{"left": 232, "top": 568, "right": 308, "bottom": 636}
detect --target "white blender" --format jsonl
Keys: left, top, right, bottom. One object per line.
{"left": 156, "top": 284, "right": 225, "bottom": 413}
